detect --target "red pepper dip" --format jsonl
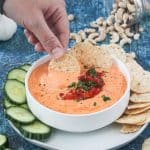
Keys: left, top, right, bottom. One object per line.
{"left": 28, "top": 62, "right": 127, "bottom": 114}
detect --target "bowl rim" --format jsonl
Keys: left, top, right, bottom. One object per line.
{"left": 25, "top": 55, "right": 131, "bottom": 117}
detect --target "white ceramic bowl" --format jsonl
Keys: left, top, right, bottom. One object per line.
{"left": 25, "top": 55, "right": 130, "bottom": 133}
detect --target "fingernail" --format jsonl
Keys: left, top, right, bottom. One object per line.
{"left": 52, "top": 47, "right": 64, "bottom": 59}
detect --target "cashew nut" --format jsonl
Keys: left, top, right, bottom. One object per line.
{"left": 125, "top": 28, "right": 134, "bottom": 37}
{"left": 114, "top": 23, "right": 124, "bottom": 33}
{"left": 120, "top": 38, "right": 132, "bottom": 47}
{"left": 115, "top": 8, "right": 125, "bottom": 23}
{"left": 129, "top": 0, "right": 135, "bottom": 3}
{"left": 128, "top": 15, "right": 134, "bottom": 22}
{"left": 102, "top": 21, "right": 107, "bottom": 27}
{"left": 119, "top": 32, "right": 127, "bottom": 39}
{"left": 121, "top": 24, "right": 128, "bottom": 28}
{"left": 123, "top": 13, "right": 129, "bottom": 24}
{"left": 106, "top": 26, "right": 114, "bottom": 33}
{"left": 84, "top": 28, "right": 96, "bottom": 33}
{"left": 127, "top": 1, "right": 136, "bottom": 13}
{"left": 106, "top": 15, "right": 114, "bottom": 26}
{"left": 134, "top": 33, "right": 140, "bottom": 40}
{"left": 88, "top": 33, "right": 99, "bottom": 39}
{"left": 118, "top": 1, "right": 127, "bottom": 8}
{"left": 111, "top": 9, "right": 117, "bottom": 15}
{"left": 68, "top": 14, "right": 75, "bottom": 21}
{"left": 70, "top": 33, "right": 82, "bottom": 43}
{"left": 90, "top": 21, "right": 99, "bottom": 28}
{"left": 110, "top": 32, "right": 120, "bottom": 43}
{"left": 96, "top": 17, "right": 104, "bottom": 25}
{"left": 84, "top": 39, "right": 96, "bottom": 45}
{"left": 78, "top": 30, "right": 86, "bottom": 40}
{"left": 97, "top": 27, "right": 107, "bottom": 41}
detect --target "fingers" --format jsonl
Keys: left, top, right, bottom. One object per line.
{"left": 28, "top": 12, "right": 65, "bottom": 58}
{"left": 24, "top": 29, "right": 44, "bottom": 52}
{"left": 50, "top": 7, "right": 69, "bottom": 50}
{"left": 24, "top": 30, "right": 37, "bottom": 44}
{"left": 35, "top": 42, "right": 44, "bottom": 52}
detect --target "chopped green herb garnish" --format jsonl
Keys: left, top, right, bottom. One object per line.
{"left": 87, "top": 81, "right": 97, "bottom": 87}
{"left": 102, "top": 95, "right": 111, "bottom": 102}
{"left": 93, "top": 102, "right": 97, "bottom": 106}
{"left": 77, "top": 80, "right": 84, "bottom": 88}
{"left": 88, "top": 68, "right": 97, "bottom": 77}
{"left": 68, "top": 82, "right": 76, "bottom": 88}
{"left": 82, "top": 85, "right": 90, "bottom": 91}
{"left": 76, "top": 80, "right": 97, "bottom": 91}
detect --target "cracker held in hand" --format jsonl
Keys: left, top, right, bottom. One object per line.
{"left": 72, "top": 41, "right": 113, "bottom": 70}
{"left": 49, "top": 51, "right": 80, "bottom": 73}
{"left": 120, "top": 124, "right": 141, "bottom": 134}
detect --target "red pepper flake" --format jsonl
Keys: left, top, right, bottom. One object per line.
{"left": 60, "top": 68, "right": 105, "bottom": 100}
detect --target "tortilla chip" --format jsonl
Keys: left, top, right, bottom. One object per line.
{"left": 100, "top": 44, "right": 127, "bottom": 63}
{"left": 128, "top": 103, "right": 150, "bottom": 109}
{"left": 73, "top": 42, "right": 113, "bottom": 70}
{"left": 130, "top": 93, "right": 150, "bottom": 103}
{"left": 133, "top": 71, "right": 150, "bottom": 94}
{"left": 142, "top": 138, "right": 150, "bottom": 150}
{"left": 116, "top": 111, "right": 150, "bottom": 125}
{"left": 125, "top": 57, "right": 146, "bottom": 93}
{"left": 48, "top": 51, "right": 80, "bottom": 73}
{"left": 125, "top": 106, "right": 150, "bottom": 115}
{"left": 120, "top": 124, "right": 141, "bottom": 134}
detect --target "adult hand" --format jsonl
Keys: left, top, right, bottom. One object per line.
{"left": 3, "top": 0, "right": 69, "bottom": 58}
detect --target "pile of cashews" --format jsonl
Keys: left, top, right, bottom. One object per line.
{"left": 68, "top": 0, "right": 144, "bottom": 47}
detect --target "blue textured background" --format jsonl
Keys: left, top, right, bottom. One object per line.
{"left": 0, "top": 0, "right": 150, "bottom": 149}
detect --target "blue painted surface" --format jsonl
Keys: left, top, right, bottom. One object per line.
{"left": 0, "top": 0, "right": 150, "bottom": 149}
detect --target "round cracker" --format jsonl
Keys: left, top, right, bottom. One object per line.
{"left": 120, "top": 124, "right": 141, "bottom": 134}
{"left": 100, "top": 44, "right": 127, "bottom": 63}
{"left": 49, "top": 51, "right": 80, "bottom": 73}
{"left": 125, "top": 106, "right": 150, "bottom": 115}
{"left": 125, "top": 57, "right": 145, "bottom": 93}
{"left": 133, "top": 71, "right": 150, "bottom": 93}
{"left": 130, "top": 93, "right": 150, "bottom": 103}
{"left": 128, "top": 103, "right": 150, "bottom": 109}
{"left": 116, "top": 111, "right": 150, "bottom": 125}
{"left": 73, "top": 42, "right": 113, "bottom": 70}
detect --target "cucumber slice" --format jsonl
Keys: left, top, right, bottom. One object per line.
{"left": 0, "top": 134, "right": 8, "bottom": 149}
{"left": 4, "top": 79, "right": 26, "bottom": 104}
{"left": 20, "top": 64, "right": 31, "bottom": 72}
{"left": 20, "top": 120, "right": 51, "bottom": 140}
{"left": 7, "top": 68, "right": 26, "bottom": 83}
{"left": 20, "top": 104, "right": 29, "bottom": 109}
{"left": 4, "top": 98, "right": 15, "bottom": 109}
{"left": 6, "top": 106, "right": 35, "bottom": 124}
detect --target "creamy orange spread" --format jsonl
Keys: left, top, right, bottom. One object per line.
{"left": 28, "top": 62, "right": 127, "bottom": 114}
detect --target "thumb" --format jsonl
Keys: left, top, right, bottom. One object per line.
{"left": 29, "top": 12, "right": 64, "bottom": 58}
